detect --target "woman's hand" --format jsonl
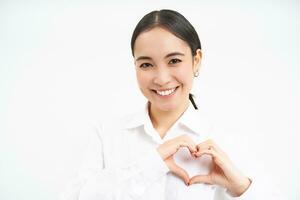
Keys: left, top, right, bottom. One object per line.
{"left": 189, "top": 139, "right": 251, "bottom": 197}
{"left": 157, "top": 134, "right": 197, "bottom": 185}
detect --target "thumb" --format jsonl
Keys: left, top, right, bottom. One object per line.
{"left": 189, "top": 175, "right": 213, "bottom": 185}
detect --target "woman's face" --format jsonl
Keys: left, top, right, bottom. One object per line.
{"left": 134, "top": 27, "right": 201, "bottom": 112}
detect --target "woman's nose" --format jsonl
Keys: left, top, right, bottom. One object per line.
{"left": 153, "top": 67, "right": 172, "bottom": 86}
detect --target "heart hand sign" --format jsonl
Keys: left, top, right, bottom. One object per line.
{"left": 157, "top": 135, "right": 251, "bottom": 197}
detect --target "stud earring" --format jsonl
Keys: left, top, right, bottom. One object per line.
{"left": 194, "top": 71, "right": 199, "bottom": 77}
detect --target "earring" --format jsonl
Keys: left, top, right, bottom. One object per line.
{"left": 194, "top": 71, "right": 199, "bottom": 77}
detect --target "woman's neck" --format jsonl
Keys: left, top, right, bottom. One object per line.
{"left": 149, "top": 99, "right": 189, "bottom": 139}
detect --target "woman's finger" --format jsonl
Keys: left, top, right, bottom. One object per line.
{"left": 189, "top": 174, "right": 213, "bottom": 185}
{"left": 178, "top": 135, "right": 197, "bottom": 153}
{"left": 157, "top": 135, "right": 197, "bottom": 159}
{"left": 196, "top": 139, "right": 226, "bottom": 156}
{"left": 166, "top": 158, "right": 190, "bottom": 185}
{"left": 178, "top": 142, "right": 197, "bottom": 155}
{"left": 196, "top": 148, "right": 230, "bottom": 170}
{"left": 195, "top": 148, "right": 221, "bottom": 162}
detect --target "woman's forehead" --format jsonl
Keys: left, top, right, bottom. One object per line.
{"left": 134, "top": 27, "right": 190, "bottom": 58}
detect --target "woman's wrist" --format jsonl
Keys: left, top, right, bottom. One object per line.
{"left": 227, "top": 177, "right": 251, "bottom": 197}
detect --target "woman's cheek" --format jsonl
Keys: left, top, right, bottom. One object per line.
{"left": 175, "top": 67, "right": 193, "bottom": 85}
{"left": 137, "top": 72, "right": 151, "bottom": 92}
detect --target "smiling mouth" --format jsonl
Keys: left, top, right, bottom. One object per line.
{"left": 152, "top": 86, "right": 179, "bottom": 96}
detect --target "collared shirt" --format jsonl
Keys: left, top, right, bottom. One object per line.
{"left": 60, "top": 102, "right": 282, "bottom": 200}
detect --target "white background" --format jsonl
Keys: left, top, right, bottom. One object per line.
{"left": 0, "top": 0, "right": 299, "bottom": 199}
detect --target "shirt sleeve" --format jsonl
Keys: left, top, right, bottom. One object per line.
{"left": 59, "top": 123, "right": 170, "bottom": 200}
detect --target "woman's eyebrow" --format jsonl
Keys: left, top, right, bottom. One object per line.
{"left": 135, "top": 56, "right": 152, "bottom": 62}
{"left": 135, "top": 52, "right": 185, "bottom": 62}
{"left": 164, "top": 52, "right": 185, "bottom": 58}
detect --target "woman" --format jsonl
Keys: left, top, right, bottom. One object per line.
{"left": 61, "top": 9, "right": 274, "bottom": 200}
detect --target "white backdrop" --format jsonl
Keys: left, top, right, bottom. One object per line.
{"left": 0, "top": 1, "right": 299, "bottom": 199}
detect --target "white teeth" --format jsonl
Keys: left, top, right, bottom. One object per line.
{"left": 156, "top": 88, "right": 176, "bottom": 96}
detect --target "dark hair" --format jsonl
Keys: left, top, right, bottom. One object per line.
{"left": 131, "top": 9, "right": 201, "bottom": 109}
{"left": 131, "top": 9, "right": 201, "bottom": 56}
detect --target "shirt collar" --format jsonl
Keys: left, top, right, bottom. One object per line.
{"left": 124, "top": 101, "right": 213, "bottom": 137}
{"left": 178, "top": 102, "right": 213, "bottom": 137}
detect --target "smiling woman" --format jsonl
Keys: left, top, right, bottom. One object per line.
{"left": 133, "top": 27, "right": 200, "bottom": 114}
{"left": 60, "top": 9, "right": 283, "bottom": 200}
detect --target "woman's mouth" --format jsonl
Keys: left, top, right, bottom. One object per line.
{"left": 152, "top": 86, "right": 179, "bottom": 97}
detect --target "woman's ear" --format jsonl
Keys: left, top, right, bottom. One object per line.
{"left": 193, "top": 49, "right": 202, "bottom": 73}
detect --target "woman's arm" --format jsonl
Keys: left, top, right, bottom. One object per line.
{"left": 189, "top": 139, "right": 285, "bottom": 200}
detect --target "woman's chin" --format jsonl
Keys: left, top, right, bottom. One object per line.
{"left": 152, "top": 102, "right": 179, "bottom": 112}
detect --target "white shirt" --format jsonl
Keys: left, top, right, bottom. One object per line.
{"left": 60, "top": 102, "right": 283, "bottom": 200}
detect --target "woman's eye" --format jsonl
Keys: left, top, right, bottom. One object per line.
{"left": 169, "top": 58, "right": 182, "bottom": 65}
{"left": 140, "top": 63, "right": 152, "bottom": 68}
